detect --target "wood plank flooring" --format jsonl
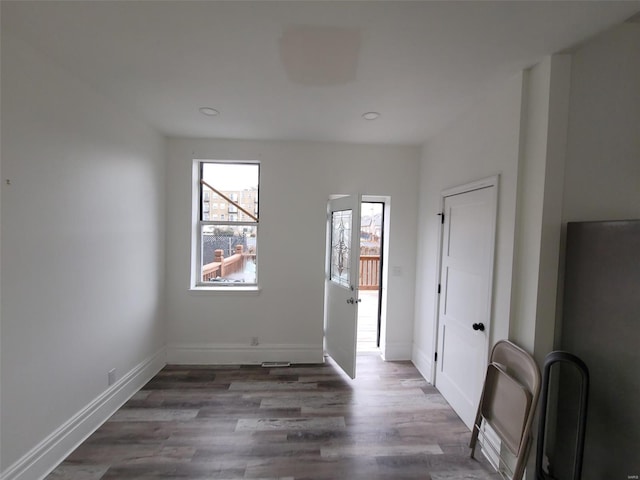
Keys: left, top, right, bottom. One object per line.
{"left": 46, "top": 354, "right": 500, "bottom": 480}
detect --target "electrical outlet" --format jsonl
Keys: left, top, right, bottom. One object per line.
{"left": 251, "top": 337, "right": 259, "bottom": 346}
{"left": 108, "top": 368, "right": 116, "bottom": 386}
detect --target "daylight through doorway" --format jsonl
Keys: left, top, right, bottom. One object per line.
{"left": 357, "top": 202, "right": 383, "bottom": 352}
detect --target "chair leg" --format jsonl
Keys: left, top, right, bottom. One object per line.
{"left": 469, "top": 411, "right": 483, "bottom": 459}
{"left": 512, "top": 435, "right": 531, "bottom": 480}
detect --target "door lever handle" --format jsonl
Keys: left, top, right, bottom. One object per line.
{"left": 346, "top": 297, "right": 361, "bottom": 304}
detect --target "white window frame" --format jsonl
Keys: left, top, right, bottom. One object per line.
{"left": 191, "top": 159, "right": 260, "bottom": 291}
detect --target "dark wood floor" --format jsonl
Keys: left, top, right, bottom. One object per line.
{"left": 47, "top": 354, "right": 499, "bottom": 479}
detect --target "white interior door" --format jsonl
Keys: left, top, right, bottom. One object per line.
{"left": 325, "top": 195, "right": 361, "bottom": 379}
{"left": 435, "top": 183, "right": 497, "bottom": 429}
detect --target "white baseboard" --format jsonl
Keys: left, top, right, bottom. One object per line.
{"left": 380, "top": 341, "right": 412, "bottom": 361}
{"left": 0, "top": 348, "right": 166, "bottom": 480}
{"left": 412, "top": 343, "right": 434, "bottom": 383}
{"left": 166, "top": 343, "right": 324, "bottom": 365}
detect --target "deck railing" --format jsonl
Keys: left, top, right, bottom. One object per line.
{"left": 202, "top": 245, "right": 255, "bottom": 281}
{"left": 359, "top": 255, "right": 380, "bottom": 290}
{"left": 204, "top": 250, "right": 380, "bottom": 288}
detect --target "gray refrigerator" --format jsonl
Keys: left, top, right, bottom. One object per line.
{"left": 554, "top": 220, "right": 639, "bottom": 479}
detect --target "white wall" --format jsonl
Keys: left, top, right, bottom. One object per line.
{"left": 0, "top": 32, "right": 166, "bottom": 478}
{"left": 165, "top": 138, "right": 420, "bottom": 364}
{"left": 562, "top": 23, "right": 640, "bottom": 223}
{"left": 509, "top": 55, "right": 572, "bottom": 364}
{"left": 413, "top": 73, "right": 525, "bottom": 381}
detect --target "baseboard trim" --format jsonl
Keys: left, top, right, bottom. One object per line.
{"left": 0, "top": 347, "right": 166, "bottom": 480}
{"left": 412, "top": 343, "right": 434, "bottom": 383}
{"left": 166, "top": 343, "right": 324, "bottom": 365}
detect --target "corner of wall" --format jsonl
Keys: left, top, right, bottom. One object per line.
{"left": 0, "top": 348, "right": 166, "bottom": 480}
{"left": 507, "top": 54, "right": 571, "bottom": 364}
{"left": 411, "top": 342, "right": 433, "bottom": 383}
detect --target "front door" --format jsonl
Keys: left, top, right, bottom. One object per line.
{"left": 435, "top": 181, "right": 497, "bottom": 428}
{"left": 325, "top": 195, "right": 361, "bottom": 379}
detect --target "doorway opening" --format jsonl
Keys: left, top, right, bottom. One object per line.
{"left": 357, "top": 202, "right": 384, "bottom": 352}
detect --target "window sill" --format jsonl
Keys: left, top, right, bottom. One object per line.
{"left": 189, "top": 285, "right": 261, "bottom": 295}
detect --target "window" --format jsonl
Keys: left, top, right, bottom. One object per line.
{"left": 194, "top": 161, "right": 259, "bottom": 287}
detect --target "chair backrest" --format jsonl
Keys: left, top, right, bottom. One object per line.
{"left": 470, "top": 340, "right": 541, "bottom": 480}
{"left": 491, "top": 340, "right": 541, "bottom": 397}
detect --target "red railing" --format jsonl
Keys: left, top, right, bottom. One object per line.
{"left": 202, "top": 245, "right": 255, "bottom": 281}
{"left": 204, "top": 249, "right": 379, "bottom": 288}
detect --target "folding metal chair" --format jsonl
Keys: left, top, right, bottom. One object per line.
{"left": 470, "top": 340, "right": 541, "bottom": 480}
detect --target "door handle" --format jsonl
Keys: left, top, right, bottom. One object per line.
{"left": 346, "top": 298, "right": 362, "bottom": 305}
{"left": 472, "top": 323, "right": 485, "bottom": 332}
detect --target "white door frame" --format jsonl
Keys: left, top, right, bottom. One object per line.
{"left": 430, "top": 175, "right": 499, "bottom": 385}
{"left": 324, "top": 195, "right": 391, "bottom": 367}
{"left": 361, "top": 195, "right": 390, "bottom": 355}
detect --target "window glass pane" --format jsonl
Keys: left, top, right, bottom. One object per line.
{"left": 201, "top": 225, "right": 257, "bottom": 284}
{"left": 330, "top": 209, "right": 352, "bottom": 287}
{"left": 201, "top": 163, "right": 259, "bottom": 222}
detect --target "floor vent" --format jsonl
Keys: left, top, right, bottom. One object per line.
{"left": 261, "top": 362, "right": 291, "bottom": 368}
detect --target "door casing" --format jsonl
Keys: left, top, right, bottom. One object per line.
{"left": 324, "top": 195, "right": 390, "bottom": 377}
{"left": 357, "top": 200, "right": 386, "bottom": 351}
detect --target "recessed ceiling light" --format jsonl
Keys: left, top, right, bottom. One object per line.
{"left": 199, "top": 107, "right": 220, "bottom": 117}
{"left": 362, "top": 111, "right": 380, "bottom": 120}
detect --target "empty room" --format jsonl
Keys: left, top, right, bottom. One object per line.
{"left": 1, "top": 1, "right": 639, "bottom": 479}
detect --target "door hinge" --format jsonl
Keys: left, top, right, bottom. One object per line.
{"left": 437, "top": 284, "right": 441, "bottom": 294}
{"left": 435, "top": 352, "right": 438, "bottom": 362}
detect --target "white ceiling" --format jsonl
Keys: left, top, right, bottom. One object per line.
{"left": 3, "top": 1, "right": 639, "bottom": 145}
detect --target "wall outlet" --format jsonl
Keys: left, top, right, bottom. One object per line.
{"left": 251, "top": 337, "right": 259, "bottom": 346}
{"left": 108, "top": 368, "right": 116, "bottom": 386}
